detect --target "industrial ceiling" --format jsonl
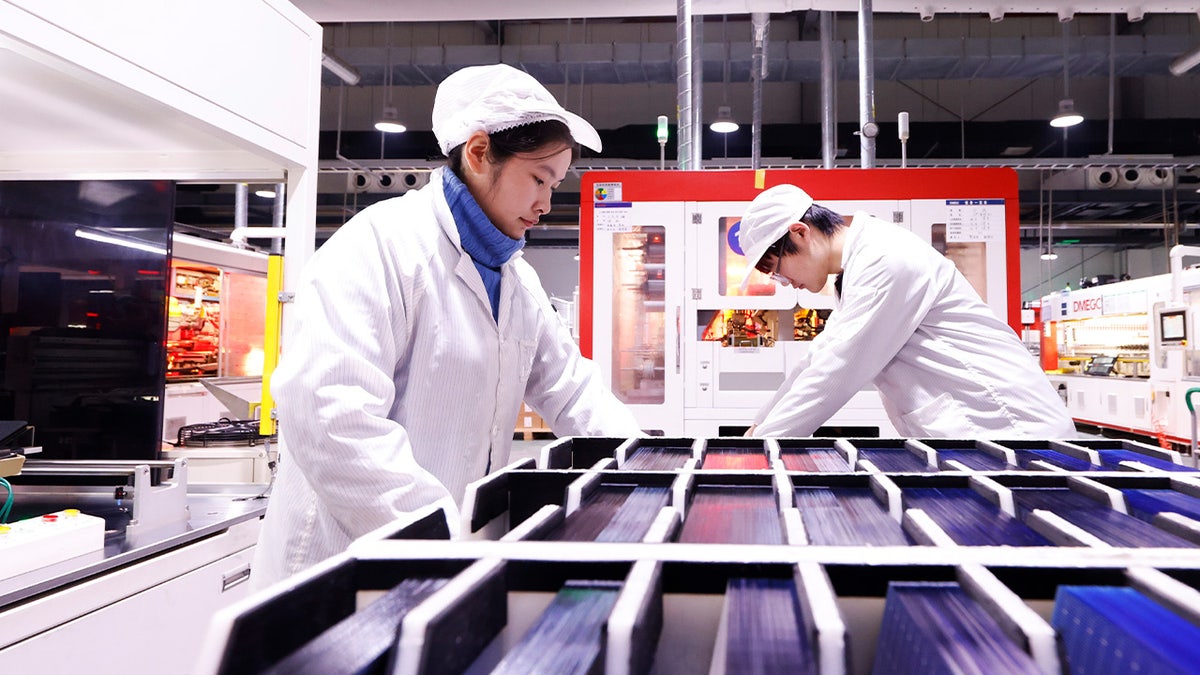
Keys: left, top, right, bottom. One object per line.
{"left": 173, "top": 5, "right": 1200, "bottom": 257}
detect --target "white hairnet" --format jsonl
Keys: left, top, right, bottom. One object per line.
{"left": 431, "top": 64, "right": 602, "bottom": 156}
{"left": 737, "top": 184, "right": 815, "bottom": 291}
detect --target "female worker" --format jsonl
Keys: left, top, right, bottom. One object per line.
{"left": 738, "top": 183, "right": 1075, "bottom": 439}
{"left": 251, "top": 65, "right": 640, "bottom": 588}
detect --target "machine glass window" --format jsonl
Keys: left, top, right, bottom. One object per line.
{"left": 719, "top": 216, "right": 777, "bottom": 297}
{"left": 611, "top": 226, "right": 665, "bottom": 404}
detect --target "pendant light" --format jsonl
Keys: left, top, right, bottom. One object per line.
{"left": 1050, "top": 23, "right": 1083, "bottom": 128}
{"left": 710, "top": 16, "right": 739, "bottom": 135}
{"left": 375, "top": 23, "right": 406, "bottom": 134}
{"left": 1041, "top": 185, "right": 1058, "bottom": 260}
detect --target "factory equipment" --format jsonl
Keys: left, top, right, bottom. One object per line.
{"left": 200, "top": 434, "right": 1200, "bottom": 674}
{"left": 581, "top": 169, "right": 1023, "bottom": 436}
{"left": 0, "top": 180, "right": 174, "bottom": 461}
{"left": 1042, "top": 259, "right": 1200, "bottom": 456}
{"left": 162, "top": 236, "right": 269, "bottom": 444}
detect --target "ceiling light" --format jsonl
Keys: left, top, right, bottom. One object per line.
{"left": 1050, "top": 98, "right": 1083, "bottom": 128}
{"left": 1170, "top": 44, "right": 1200, "bottom": 76}
{"left": 375, "top": 106, "right": 406, "bottom": 134}
{"left": 255, "top": 189, "right": 276, "bottom": 199}
{"left": 1040, "top": 250, "right": 1059, "bottom": 261}
{"left": 710, "top": 106, "right": 739, "bottom": 134}
{"left": 320, "top": 49, "right": 361, "bottom": 86}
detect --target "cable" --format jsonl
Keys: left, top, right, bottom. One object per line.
{"left": 0, "top": 476, "right": 13, "bottom": 524}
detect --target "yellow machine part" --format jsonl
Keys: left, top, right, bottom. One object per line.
{"left": 260, "top": 254, "right": 284, "bottom": 436}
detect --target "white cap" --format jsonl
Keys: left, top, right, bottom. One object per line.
{"left": 432, "top": 64, "right": 602, "bottom": 156}
{"left": 737, "top": 184, "right": 814, "bottom": 291}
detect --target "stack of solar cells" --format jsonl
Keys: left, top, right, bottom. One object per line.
{"left": 622, "top": 443, "right": 693, "bottom": 471}
{"left": 872, "top": 582, "right": 1041, "bottom": 674}
{"left": 549, "top": 484, "right": 670, "bottom": 542}
{"left": 678, "top": 485, "right": 784, "bottom": 544}
{"left": 1053, "top": 585, "right": 1200, "bottom": 673}
{"left": 793, "top": 486, "right": 910, "bottom": 546}
{"left": 260, "top": 577, "right": 448, "bottom": 675}
{"left": 1098, "top": 449, "right": 1197, "bottom": 472}
{"left": 857, "top": 446, "right": 934, "bottom": 473}
{"left": 902, "top": 487, "right": 1051, "bottom": 546}
{"left": 714, "top": 578, "right": 817, "bottom": 674}
{"left": 1011, "top": 486, "right": 1195, "bottom": 547}
{"left": 1123, "top": 486, "right": 1200, "bottom": 522}
{"left": 933, "top": 447, "right": 1012, "bottom": 471}
{"left": 489, "top": 580, "right": 622, "bottom": 674}
{"left": 701, "top": 446, "right": 770, "bottom": 470}
{"left": 780, "top": 448, "right": 850, "bottom": 472}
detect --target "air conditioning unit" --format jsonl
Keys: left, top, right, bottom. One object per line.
{"left": 1085, "top": 167, "right": 1119, "bottom": 189}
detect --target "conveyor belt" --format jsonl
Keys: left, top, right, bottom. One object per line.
{"left": 550, "top": 485, "right": 669, "bottom": 542}
{"left": 1011, "top": 487, "right": 1194, "bottom": 548}
{"left": 793, "top": 487, "right": 910, "bottom": 546}
{"left": 902, "top": 488, "right": 1051, "bottom": 546}
{"left": 720, "top": 578, "right": 817, "bottom": 674}
{"left": 873, "top": 582, "right": 1041, "bottom": 674}
{"left": 489, "top": 580, "right": 621, "bottom": 674}
{"left": 678, "top": 485, "right": 784, "bottom": 544}
{"left": 1053, "top": 586, "right": 1200, "bottom": 674}
{"left": 780, "top": 449, "right": 849, "bottom": 472}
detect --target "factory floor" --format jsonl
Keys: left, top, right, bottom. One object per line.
{"left": 510, "top": 439, "right": 551, "bottom": 465}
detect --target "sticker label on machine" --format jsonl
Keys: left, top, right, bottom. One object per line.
{"left": 945, "top": 199, "right": 1003, "bottom": 242}
{"left": 595, "top": 201, "right": 633, "bottom": 233}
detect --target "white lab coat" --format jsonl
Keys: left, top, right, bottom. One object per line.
{"left": 251, "top": 168, "right": 639, "bottom": 589}
{"left": 753, "top": 212, "right": 1074, "bottom": 439}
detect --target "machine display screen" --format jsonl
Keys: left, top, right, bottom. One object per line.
{"left": 1160, "top": 310, "right": 1187, "bottom": 343}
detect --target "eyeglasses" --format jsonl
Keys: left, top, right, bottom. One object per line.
{"left": 754, "top": 240, "right": 790, "bottom": 286}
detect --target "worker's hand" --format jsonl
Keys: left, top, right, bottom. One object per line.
{"left": 744, "top": 424, "right": 757, "bottom": 437}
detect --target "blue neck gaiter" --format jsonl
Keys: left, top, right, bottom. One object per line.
{"left": 442, "top": 170, "right": 524, "bottom": 321}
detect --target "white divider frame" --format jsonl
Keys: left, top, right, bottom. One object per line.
{"left": 957, "top": 564, "right": 1062, "bottom": 675}
{"left": 904, "top": 439, "right": 939, "bottom": 469}
{"left": 1025, "top": 509, "right": 1113, "bottom": 548}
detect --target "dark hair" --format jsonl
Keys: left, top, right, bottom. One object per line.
{"left": 752, "top": 203, "right": 845, "bottom": 275}
{"left": 446, "top": 120, "right": 579, "bottom": 178}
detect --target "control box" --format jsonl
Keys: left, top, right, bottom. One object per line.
{"left": 0, "top": 510, "right": 106, "bottom": 581}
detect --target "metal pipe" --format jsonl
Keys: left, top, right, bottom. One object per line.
{"left": 820, "top": 11, "right": 836, "bottom": 169}
{"left": 675, "top": 0, "right": 694, "bottom": 170}
{"left": 271, "top": 182, "right": 286, "bottom": 256}
{"left": 1107, "top": 14, "right": 1116, "bottom": 155}
{"left": 857, "top": 0, "right": 877, "bottom": 168}
{"left": 692, "top": 13, "right": 704, "bottom": 169}
{"left": 751, "top": 12, "right": 769, "bottom": 171}
{"left": 232, "top": 183, "right": 249, "bottom": 247}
